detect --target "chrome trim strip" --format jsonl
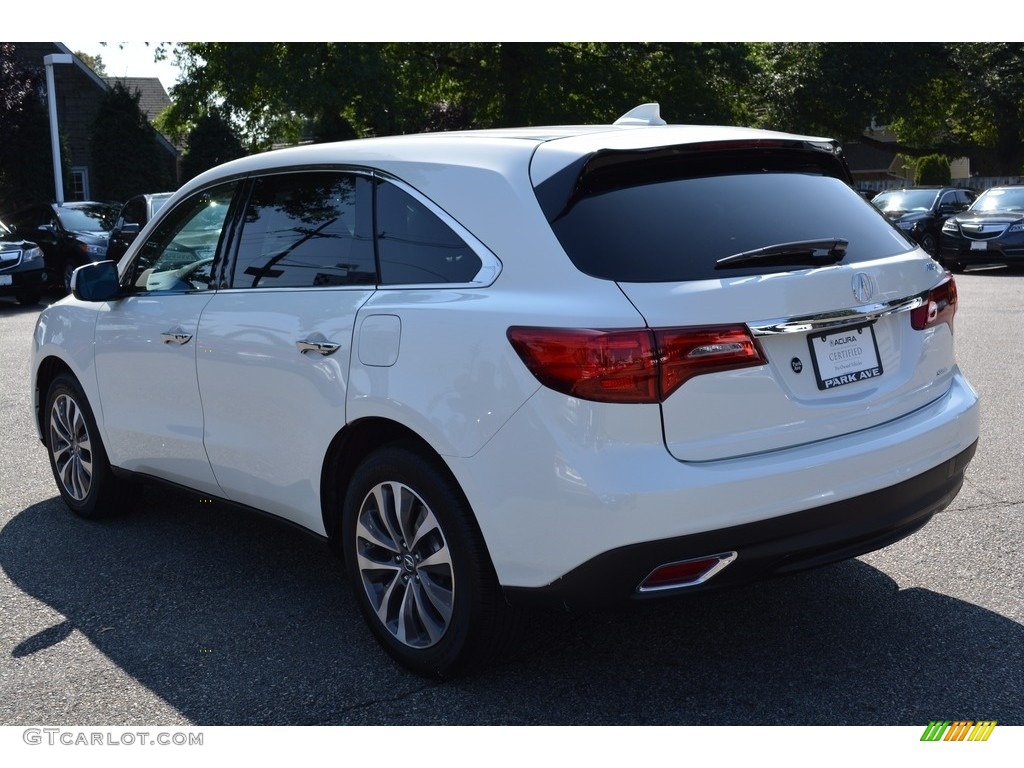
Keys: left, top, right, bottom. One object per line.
{"left": 748, "top": 293, "right": 926, "bottom": 336}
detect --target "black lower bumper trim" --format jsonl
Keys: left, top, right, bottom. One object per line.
{"left": 503, "top": 440, "right": 977, "bottom": 610}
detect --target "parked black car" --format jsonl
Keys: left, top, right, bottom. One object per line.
{"left": 939, "top": 185, "right": 1024, "bottom": 271}
{"left": 871, "top": 187, "right": 976, "bottom": 256}
{"left": 106, "top": 192, "right": 175, "bottom": 262}
{"left": 2, "top": 201, "right": 120, "bottom": 292}
{"left": 0, "top": 217, "right": 48, "bottom": 305}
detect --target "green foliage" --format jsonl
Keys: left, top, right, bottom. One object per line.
{"left": 747, "top": 43, "right": 947, "bottom": 141}
{"left": 75, "top": 51, "right": 107, "bottom": 77}
{"left": 914, "top": 155, "right": 952, "bottom": 185}
{"left": 90, "top": 83, "right": 172, "bottom": 202}
{"left": 751, "top": 42, "right": 1024, "bottom": 174}
{"left": 0, "top": 43, "right": 64, "bottom": 210}
{"left": 180, "top": 111, "right": 246, "bottom": 183}
{"left": 154, "top": 42, "right": 1024, "bottom": 176}
{"left": 161, "top": 43, "right": 756, "bottom": 152}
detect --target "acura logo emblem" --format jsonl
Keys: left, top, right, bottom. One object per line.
{"left": 852, "top": 273, "right": 874, "bottom": 303}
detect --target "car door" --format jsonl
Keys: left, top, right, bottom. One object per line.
{"left": 196, "top": 170, "right": 376, "bottom": 533}
{"left": 93, "top": 182, "right": 239, "bottom": 494}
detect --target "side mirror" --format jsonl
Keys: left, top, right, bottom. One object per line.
{"left": 72, "top": 260, "right": 121, "bottom": 302}
{"left": 121, "top": 222, "right": 140, "bottom": 236}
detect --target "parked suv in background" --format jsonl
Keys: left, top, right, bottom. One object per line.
{"left": 0, "top": 217, "right": 47, "bottom": 305}
{"left": 3, "top": 201, "right": 119, "bottom": 292}
{"left": 940, "top": 185, "right": 1024, "bottom": 271}
{"left": 871, "top": 186, "right": 976, "bottom": 256}
{"left": 31, "top": 105, "right": 980, "bottom": 678}
{"left": 106, "top": 192, "right": 175, "bottom": 262}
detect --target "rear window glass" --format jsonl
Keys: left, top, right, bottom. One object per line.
{"left": 550, "top": 172, "right": 914, "bottom": 282}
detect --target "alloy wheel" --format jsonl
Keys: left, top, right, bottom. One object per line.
{"left": 49, "top": 393, "right": 93, "bottom": 502}
{"left": 354, "top": 481, "right": 455, "bottom": 649}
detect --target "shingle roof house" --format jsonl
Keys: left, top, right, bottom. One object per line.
{"left": 104, "top": 76, "right": 173, "bottom": 124}
{"left": 9, "top": 42, "right": 178, "bottom": 201}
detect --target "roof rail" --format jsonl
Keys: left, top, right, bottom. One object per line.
{"left": 613, "top": 103, "right": 667, "bottom": 126}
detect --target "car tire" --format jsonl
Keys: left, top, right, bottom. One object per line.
{"left": 940, "top": 255, "right": 964, "bottom": 272}
{"left": 61, "top": 259, "right": 81, "bottom": 294}
{"left": 341, "top": 442, "right": 518, "bottom": 678}
{"left": 919, "top": 232, "right": 938, "bottom": 256}
{"left": 44, "top": 374, "right": 130, "bottom": 519}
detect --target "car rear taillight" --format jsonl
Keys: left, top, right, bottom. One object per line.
{"left": 507, "top": 325, "right": 766, "bottom": 404}
{"left": 911, "top": 274, "right": 957, "bottom": 332}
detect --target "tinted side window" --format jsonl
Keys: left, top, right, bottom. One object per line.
{"left": 126, "top": 183, "right": 236, "bottom": 293}
{"left": 376, "top": 180, "right": 481, "bottom": 285}
{"left": 232, "top": 171, "right": 374, "bottom": 289}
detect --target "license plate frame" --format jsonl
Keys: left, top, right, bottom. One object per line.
{"left": 807, "top": 322, "right": 883, "bottom": 391}
{"left": 970, "top": 240, "right": 988, "bottom": 250}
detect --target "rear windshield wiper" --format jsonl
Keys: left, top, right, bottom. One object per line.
{"left": 715, "top": 238, "right": 849, "bottom": 269}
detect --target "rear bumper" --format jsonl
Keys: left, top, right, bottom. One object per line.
{"left": 504, "top": 440, "right": 976, "bottom": 609}
{"left": 453, "top": 367, "right": 979, "bottom": 592}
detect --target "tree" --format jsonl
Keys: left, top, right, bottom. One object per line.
{"left": 0, "top": 43, "right": 62, "bottom": 210}
{"left": 75, "top": 51, "right": 107, "bottom": 77}
{"left": 894, "top": 43, "right": 1024, "bottom": 175}
{"left": 90, "top": 83, "right": 172, "bottom": 202}
{"left": 914, "top": 155, "right": 952, "bottom": 185}
{"left": 180, "top": 110, "right": 246, "bottom": 183}
{"left": 749, "top": 42, "right": 1024, "bottom": 175}
{"left": 159, "top": 43, "right": 757, "bottom": 151}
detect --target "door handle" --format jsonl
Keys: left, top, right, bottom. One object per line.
{"left": 161, "top": 327, "right": 193, "bottom": 345}
{"left": 296, "top": 336, "right": 341, "bottom": 356}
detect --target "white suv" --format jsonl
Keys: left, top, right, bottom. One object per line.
{"left": 31, "top": 105, "right": 980, "bottom": 678}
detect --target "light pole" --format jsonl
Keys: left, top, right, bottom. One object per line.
{"left": 44, "top": 53, "right": 73, "bottom": 205}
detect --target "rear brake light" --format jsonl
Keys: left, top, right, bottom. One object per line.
{"left": 911, "top": 274, "right": 957, "bottom": 332}
{"left": 507, "top": 325, "right": 765, "bottom": 404}
{"left": 655, "top": 326, "right": 767, "bottom": 398}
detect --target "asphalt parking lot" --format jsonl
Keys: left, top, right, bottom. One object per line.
{"left": 0, "top": 272, "right": 1021, "bottom": 727}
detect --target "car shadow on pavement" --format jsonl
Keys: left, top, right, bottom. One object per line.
{"left": 2, "top": 490, "right": 1021, "bottom": 726}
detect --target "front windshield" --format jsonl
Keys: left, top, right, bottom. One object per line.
{"left": 872, "top": 189, "right": 937, "bottom": 213}
{"left": 971, "top": 187, "right": 1024, "bottom": 213}
{"left": 56, "top": 204, "right": 118, "bottom": 233}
